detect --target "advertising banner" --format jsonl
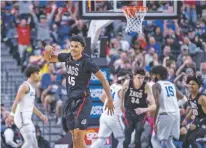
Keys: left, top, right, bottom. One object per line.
{"left": 84, "top": 127, "right": 112, "bottom": 148}
{"left": 90, "top": 68, "right": 109, "bottom": 84}
{"left": 55, "top": 127, "right": 112, "bottom": 148}
{"left": 89, "top": 85, "right": 104, "bottom": 101}
{"left": 90, "top": 102, "right": 104, "bottom": 119}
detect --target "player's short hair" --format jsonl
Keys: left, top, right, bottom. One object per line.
{"left": 151, "top": 65, "right": 168, "bottom": 80}
{"left": 25, "top": 64, "right": 40, "bottom": 78}
{"left": 134, "top": 67, "right": 145, "bottom": 76}
{"left": 70, "top": 35, "right": 86, "bottom": 47}
{"left": 186, "top": 75, "right": 203, "bottom": 87}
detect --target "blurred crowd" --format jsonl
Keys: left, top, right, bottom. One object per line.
{"left": 1, "top": 1, "right": 206, "bottom": 148}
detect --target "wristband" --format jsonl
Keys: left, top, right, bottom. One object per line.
{"left": 9, "top": 112, "right": 15, "bottom": 117}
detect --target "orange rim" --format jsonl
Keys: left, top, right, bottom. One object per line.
{"left": 122, "top": 6, "right": 148, "bottom": 17}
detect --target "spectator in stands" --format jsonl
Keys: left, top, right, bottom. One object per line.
{"left": 200, "top": 63, "right": 206, "bottom": 80}
{"left": 40, "top": 63, "right": 61, "bottom": 110}
{"left": 0, "top": 104, "right": 9, "bottom": 133}
{"left": 55, "top": 77, "right": 67, "bottom": 125}
{"left": 184, "top": 0, "right": 197, "bottom": 23}
{"left": 161, "top": 45, "right": 175, "bottom": 63}
{"left": 167, "top": 67, "right": 176, "bottom": 82}
{"left": 56, "top": 12, "right": 71, "bottom": 46}
{"left": 177, "top": 44, "right": 189, "bottom": 67}
{"left": 113, "top": 51, "right": 128, "bottom": 70}
{"left": 41, "top": 72, "right": 60, "bottom": 114}
{"left": 29, "top": 3, "right": 56, "bottom": 42}
{"left": 41, "top": 63, "right": 61, "bottom": 92}
{"left": 145, "top": 47, "right": 155, "bottom": 66}
{"left": 131, "top": 42, "right": 145, "bottom": 69}
{"left": 50, "top": 23, "right": 59, "bottom": 43}
{"left": 144, "top": 20, "right": 155, "bottom": 36}
{"left": 2, "top": 124, "right": 23, "bottom": 148}
{"left": 146, "top": 36, "right": 161, "bottom": 55}
{"left": 16, "top": 18, "right": 31, "bottom": 62}
{"left": 154, "top": 26, "right": 163, "bottom": 43}
{"left": 35, "top": 125, "right": 50, "bottom": 148}
{"left": 183, "top": 36, "right": 199, "bottom": 55}
{"left": 1, "top": 5, "right": 16, "bottom": 40}
{"left": 116, "top": 32, "right": 130, "bottom": 51}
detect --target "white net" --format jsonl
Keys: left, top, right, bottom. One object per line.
{"left": 122, "top": 7, "right": 147, "bottom": 34}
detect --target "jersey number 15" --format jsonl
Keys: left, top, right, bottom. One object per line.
{"left": 165, "top": 86, "right": 174, "bottom": 97}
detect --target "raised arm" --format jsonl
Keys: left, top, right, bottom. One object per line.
{"left": 29, "top": 4, "right": 39, "bottom": 26}
{"left": 119, "top": 79, "right": 129, "bottom": 112}
{"left": 48, "top": 4, "right": 57, "bottom": 25}
{"left": 176, "top": 62, "right": 186, "bottom": 76}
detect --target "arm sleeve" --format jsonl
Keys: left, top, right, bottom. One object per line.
{"left": 31, "top": 12, "right": 39, "bottom": 26}
{"left": 57, "top": 53, "right": 71, "bottom": 62}
{"left": 85, "top": 59, "right": 100, "bottom": 74}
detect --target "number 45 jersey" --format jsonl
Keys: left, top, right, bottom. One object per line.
{"left": 124, "top": 80, "right": 148, "bottom": 113}
{"left": 58, "top": 53, "right": 99, "bottom": 99}
{"left": 157, "top": 81, "right": 179, "bottom": 114}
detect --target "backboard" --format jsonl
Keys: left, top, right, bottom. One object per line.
{"left": 79, "top": 0, "right": 180, "bottom": 20}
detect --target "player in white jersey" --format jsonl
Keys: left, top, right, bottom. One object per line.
{"left": 6, "top": 65, "right": 48, "bottom": 148}
{"left": 91, "top": 69, "right": 130, "bottom": 148}
{"left": 150, "top": 65, "right": 187, "bottom": 148}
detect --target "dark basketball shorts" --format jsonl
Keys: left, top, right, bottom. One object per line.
{"left": 123, "top": 110, "right": 147, "bottom": 131}
{"left": 62, "top": 96, "right": 92, "bottom": 131}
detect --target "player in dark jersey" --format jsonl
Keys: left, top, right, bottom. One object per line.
{"left": 120, "top": 68, "right": 156, "bottom": 148}
{"left": 182, "top": 75, "right": 206, "bottom": 148}
{"left": 43, "top": 35, "right": 114, "bottom": 148}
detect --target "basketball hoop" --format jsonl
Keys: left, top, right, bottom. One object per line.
{"left": 122, "top": 6, "right": 148, "bottom": 34}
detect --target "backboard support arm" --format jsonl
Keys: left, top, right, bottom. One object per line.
{"left": 87, "top": 20, "right": 113, "bottom": 50}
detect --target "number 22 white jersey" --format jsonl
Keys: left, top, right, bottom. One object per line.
{"left": 103, "top": 83, "right": 122, "bottom": 116}
{"left": 157, "top": 81, "right": 179, "bottom": 114}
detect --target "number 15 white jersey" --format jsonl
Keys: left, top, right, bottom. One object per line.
{"left": 157, "top": 81, "right": 179, "bottom": 114}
